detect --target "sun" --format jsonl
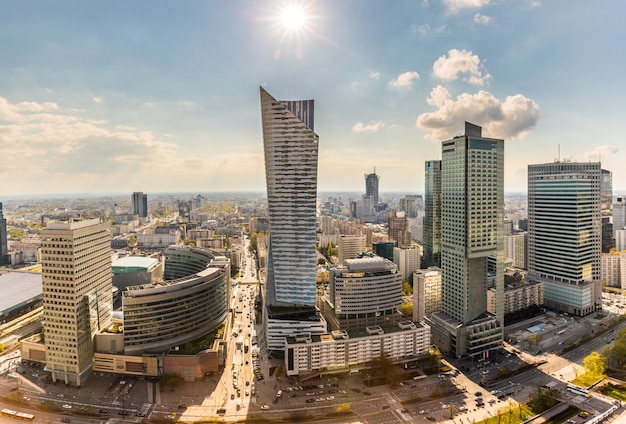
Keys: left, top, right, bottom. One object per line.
{"left": 279, "top": 5, "right": 308, "bottom": 32}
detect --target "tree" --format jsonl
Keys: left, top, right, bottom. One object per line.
{"left": 336, "top": 403, "right": 351, "bottom": 414}
{"left": 318, "top": 258, "right": 326, "bottom": 265}
{"left": 403, "top": 281, "right": 413, "bottom": 295}
{"left": 527, "top": 334, "right": 541, "bottom": 348}
{"left": 583, "top": 351, "right": 605, "bottom": 377}
{"left": 128, "top": 235, "right": 136, "bottom": 246}
{"left": 400, "top": 302, "right": 413, "bottom": 317}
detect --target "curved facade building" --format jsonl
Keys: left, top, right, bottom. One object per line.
{"left": 122, "top": 246, "right": 230, "bottom": 355}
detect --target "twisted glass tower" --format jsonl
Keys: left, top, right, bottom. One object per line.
{"left": 260, "top": 87, "right": 318, "bottom": 307}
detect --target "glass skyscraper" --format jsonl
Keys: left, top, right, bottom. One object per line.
{"left": 260, "top": 87, "right": 318, "bottom": 307}
{"left": 423, "top": 160, "right": 442, "bottom": 268}
{"left": 528, "top": 161, "right": 601, "bottom": 316}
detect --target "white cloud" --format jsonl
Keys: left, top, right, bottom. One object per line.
{"left": 369, "top": 71, "right": 380, "bottom": 80}
{"left": 443, "top": 0, "right": 491, "bottom": 13}
{"left": 473, "top": 13, "right": 492, "bottom": 26}
{"left": 388, "top": 71, "right": 420, "bottom": 90}
{"left": 416, "top": 86, "right": 540, "bottom": 141}
{"left": 411, "top": 23, "right": 446, "bottom": 36}
{"left": 93, "top": 96, "right": 104, "bottom": 103}
{"left": 352, "top": 121, "right": 385, "bottom": 133}
{"left": 432, "top": 49, "right": 491, "bottom": 85}
{"left": 583, "top": 145, "right": 619, "bottom": 161}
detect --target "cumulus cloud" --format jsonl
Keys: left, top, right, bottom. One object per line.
{"left": 443, "top": 0, "right": 491, "bottom": 13}
{"left": 369, "top": 71, "right": 380, "bottom": 80}
{"left": 583, "top": 145, "right": 619, "bottom": 161}
{"left": 352, "top": 121, "right": 385, "bottom": 133}
{"left": 433, "top": 49, "right": 491, "bottom": 85}
{"left": 93, "top": 96, "right": 104, "bottom": 103}
{"left": 416, "top": 86, "right": 540, "bottom": 141}
{"left": 410, "top": 23, "right": 447, "bottom": 36}
{"left": 473, "top": 13, "right": 492, "bottom": 25}
{"left": 389, "top": 71, "right": 420, "bottom": 90}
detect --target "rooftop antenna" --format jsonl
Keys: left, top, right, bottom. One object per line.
{"left": 558, "top": 144, "right": 560, "bottom": 162}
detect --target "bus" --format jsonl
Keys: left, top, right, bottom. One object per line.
{"left": 244, "top": 339, "right": 249, "bottom": 353}
{"left": 1, "top": 409, "right": 35, "bottom": 421}
{"left": 567, "top": 384, "right": 591, "bottom": 397}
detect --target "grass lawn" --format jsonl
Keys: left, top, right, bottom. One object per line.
{"left": 599, "top": 383, "right": 626, "bottom": 401}
{"left": 477, "top": 405, "right": 535, "bottom": 424}
{"left": 571, "top": 372, "right": 603, "bottom": 388}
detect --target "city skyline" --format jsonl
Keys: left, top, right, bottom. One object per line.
{"left": 1, "top": 1, "right": 625, "bottom": 196}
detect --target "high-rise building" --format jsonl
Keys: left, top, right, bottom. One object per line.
{"left": 260, "top": 87, "right": 326, "bottom": 351}
{"left": 423, "top": 160, "right": 442, "bottom": 268}
{"left": 132, "top": 192, "right": 148, "bottom": 218}
{"left": 388, "top": 210, "right": 411, "bottom": 248}
{"left": 40, "top": 218, "right": 112, "bottom": 386}
{"left": 0, "top": 202, "right": 8, "bottom": 264}
{"left": 528, "top": 161, "right": 602, "bottom": 316}
{"left": 365, "top": 169, "right": 380, "bottom": 206}
{"left": 429, "top": 122, "right": 504, "bottom": 358}
{"left": 601, "top": 169, "right": 613, "bottom": 252}
{"left": 372, "top": 241, "right": 397, "bottom": 261}
{"left": 413, "top": 267, "right": 442, "bottom": 321}
{"left": 505, "top": 232, "right": 528, "bottom": 270}
{"left": 393, "top": 246, "right": 421, "bottom": 283}
{"left": 400, "top": 195, "right": 419, "bottom": 219}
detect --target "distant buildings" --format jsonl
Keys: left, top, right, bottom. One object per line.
{"left": 40, "top": 218, "right": 113, "bottom": 386}
{"left": 429, "top": 122, "right": 504, "bottom": 359}
{"left": 260, "top": 87, "right": 326, "bottom": 351}
{"left": 0, "top": 203, "right": 8, "bottom": 265}
{"left": 365, "top": 169, "right": 380, "bottom": 206}
{"left": 423, "top": 160, "right": 442, "bottom": 268}
{"left": 527, "top": 161, "right": 601, "bottom": 316}
{"left": 132, "top": 192, "right": 148, "bottom": 218}
{"left": 388, "top": 210, "right": 411, "bottom": 249}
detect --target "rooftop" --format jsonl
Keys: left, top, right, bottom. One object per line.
{"left": 112, "top": 256, "right": 159, "bottom": 270}
{"left": 0, "top": 272, "right": 42, "bottom": 315}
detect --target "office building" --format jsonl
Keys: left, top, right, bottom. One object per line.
{"left": 40, "top": 218, "right": 113, "bottom": 386}
{"left": 337, "top": 235, "right": 366, "bottom": 265}
{"left": 373, "top": 241, "right": 397, "bottom": 261}
{"left": 487, "top": 280, "right": 543, "bottom": 316}
{"left": 365, "top": 169, "right": 380, "bottom": 206}
{"left": 527, "top": 161, "right": 601, "bottom": 316}
{"left": 423, "top": 160, "right": 442, "bottom": 268}
{"left": 400, "top": 195, "right": 420, "bottom": 219}
{"left": 614, "top": 197, "right": 626, "bottom": 239}
{"left": 0, "top": 202, "right": 8, "bottom": 265}
{"left": 617, "top": 230, "right": 626, "bottom": 252}
{"left": 388, "top": 210, "right": 411, "bottom": 249}
{"left": 601, "top": 169, "right": 613, "bottom": 252}
{"left": 260, "top": 87, "right": 326, "bottom": 351}
{"left": 429, "top": 122, "right": 504, "bottom": 358}
{"left": 132, "top": 192, "right": 148, "bottom": 218}
{"left": 601, "top": 251, "right": 626, "bottom": 289}
{"left": 413, "top": 267, "right": 442, "bottom": 321}
{"left": 321, "top": 255, "right": 404, "bottom": 331}
{"left": 505, "top": 232, "right": 528, "bottom": 270}
{"left": 394, "top": 246, "right": 421, "bottom": 283}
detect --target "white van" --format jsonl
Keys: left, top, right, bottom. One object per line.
{"left": 276, "top": 390, "right": 282, "bottom": 398}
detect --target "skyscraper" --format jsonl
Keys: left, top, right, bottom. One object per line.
{"left": 0, "top": 202, "right": 8, "bottom": 265}
{"left": 132, "top": 191, "right": 148, "bottom": 218}
{"left": 527, "top": 161, "right": 601, "bottom": 316}
{"left": 601, "top": 169, "right": 613, "bottom": 252}
{"left": 365, "top": 169, "right": 379, "bottom": 206}
{"left": 40, "top": 218, "right": 112, "bottom": 386}
{"left": 423, "top": 160, "right": 442, "bottom": 268}
{"left": 260, "top": 87, "right": 326, "bottom": 351}
{"left": 388, "top": 210, "right": 411, "bottom": 248}
{"left": 429, "top": 122, "right": 504, "bottom": 358}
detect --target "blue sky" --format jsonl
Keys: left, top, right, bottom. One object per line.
{"left": 1, "top": 0, "right": 625, "bottom": 197}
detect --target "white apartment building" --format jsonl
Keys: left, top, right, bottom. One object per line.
{"left": 601, "top": 251, "right": 626, "bottom": 289}
{"left": 487, "top": 281, "right": 543, "bottom": 315}
{"left": 338, "top": 234, "right": 366, "bottom": 264}
{"left": 393, "top": 246, "right": 421, "bottom": 283}
{"left": 413, "top": 267, "right": 442, "bottom": 321}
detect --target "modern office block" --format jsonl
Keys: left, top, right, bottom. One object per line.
{"left": 365, "top": 169, "right": 380, "bottom": 206}
{"left": 527, "top": 161, "right": 601, "bottom": 316}
{"left": 423, "top": 160, "right": 442, "bottom": 268}
{"left": 0, "top": 202, "right": 8, "bottom": 265}
{"left": 337, "top": 234, "right": 366, "bottom": 265}
{"left": 393, "top": 246, "right": 421, "bottom": 283}
{"left": 413, "top": 267, "right": 442, "bottom": 321}
{"left": 260, "top": 87, "right": 326, "bottom": 351}
{"left": 429, "top": 122, "right": 504, "bottom": 358}
{"left": 40, "top": 218, "right": 113, "bottom": 386}
{"left": 388, "top": 210, "right": 411, "bottom": 249}
{"left": 132, "top": 192, "right": 148, "bottom": 218}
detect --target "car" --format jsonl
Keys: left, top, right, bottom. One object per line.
{"left": 261, "top": 405, "right": 270, "bottom": 409}
{"left": 99, "top": 409, "right": 110, "bottom": 414}
{"left": 488, "top": 398, "right": 496, "bottom": 404}
{"left": 419, "top": 410, "right": 427, "bottom": 415}
{"left": 567, "top": 420, "right": 576, "bottom": 424}
{"left": 231, "top": 394, "right": 235, "bottom": 400}
{"left": 475, "top": 391, "right": 482, "bottom": 396}
{"left": 306, "top": 398, "right": 315, "bottom": 403}
{"left": 459, "top": 406, "right": 467, "bottom": 412}
{"left": 327, "top": 396, "right": 335, "bottom": 400}
{"left": 427, "top": 416, "right": 437, "bottom": 421}
{"left": 62, "top": 404, "right": 73, "bottom": 409}
{"left": 246, "top": 390, "right": 250, "bottom": 396}
{"left": 246, "top": 380, "right": 250, "bottom": 386}
{"left": 119, "top": 411, "right": 129, "bottom": 416}
{"left": 23, "top": 396, "right": 30, "bottom": 401}
{"left": 442, "top": 404, "right": 450, "bottom": 409}
{"left": 61, "top": 419, "right": 71, "bottom": 423}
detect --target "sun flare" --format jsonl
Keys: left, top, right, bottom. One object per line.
{"left": 280, "top": 5, "right": 308, "bottom": 32}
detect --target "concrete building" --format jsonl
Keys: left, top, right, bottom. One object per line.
{"left": 0, "top": 202, "right": 8, "bottom": 264}
{"left": 337, "top": 234, "right": 366, "bottom": 265}
{"left": 388, "top": 210, "right": 411, "bottom": 249}
{"left": 528, "top": 161, "right": 601, "bottom": 316}
{"left": 136, "top": 228, "right": 180, "bottom": 249}
{"left": 429, "top": 122, "right": 504, "bottom": 359}
{"left": 365, "top": 169, "right": 380, "bottom": 206}
{"left": 284, "top": 321, "right": 430, "bottom": 376}
{"left": 260, "top": 87, "right": 326, "bottom": 351}
{"left": 132, "top": 192, "right": 148, "bottom": 218}
{"left": 601, "top": 169, "right": 613, "bottom": 252}
{"left": 614, "top": 197, "right": 626, "bottom": 238}
{"left": 617, "top": 229, "right": 626, "bottom": 252}
{"left": 0, "top": 272, "right": 42, "bottom": 326}
{"left": 505, "top": 232, "right": 528, "bottom": 270}
{"left": 423, "top": 160, "right": 442, "bottom": 268}
{"left": 601, "top": 251, "right": 626, "bottom": 289}
{"left": 487, "top": 280, "right": 543, "bottom": 316}
{"left": 321, "top": 255, "right": 404, "bottom": 331}
{"left": 112, "top": 256, "right": 163, "bottom": 290}
{"left": 393, "top": 246, "right": 421, "bottom": 283}
{"left": 40, "top": 218, "right": 113, "bottom": 386}
{"left": 413, "top": 267, "right": 442, "bottom": 321}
